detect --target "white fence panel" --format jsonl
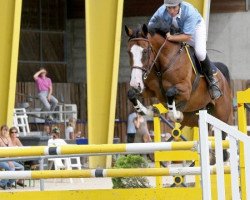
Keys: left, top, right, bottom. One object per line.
{"left": 199, "top": 110, "right": 250, "bottom": 200}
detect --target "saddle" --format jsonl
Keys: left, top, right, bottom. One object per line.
{"left": 185, "top": 45, "right": 218, "bottom": 76}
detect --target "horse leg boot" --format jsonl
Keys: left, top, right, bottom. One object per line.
{"left": 200, "top": 55, "right": 222, "bottom": 100}
{"left": 127, "top": 88, "right": 153, "bottom": 117}
{"left": 166, "top": 87, "right": 183, "bottom": 122}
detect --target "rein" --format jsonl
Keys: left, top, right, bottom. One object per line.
{"left": 143, "top": 38, "right": 167, "bottom": 80}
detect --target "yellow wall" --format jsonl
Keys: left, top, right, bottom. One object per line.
{"left": 0, "top": 0, "right": 22, "bottom": 126}
{"left": 186, "top": 0, "right": 204, "bottom": 13}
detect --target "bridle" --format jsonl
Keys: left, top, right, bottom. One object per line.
{"left": 129, "top": 37, "right": 185, "bottom": 81}
{"left": 129, "top": 37, "right": 167, "bottom": 80}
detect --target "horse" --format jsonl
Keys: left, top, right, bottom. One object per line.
{"left": 125, "top": 24, "right": 233, "bottom": 161}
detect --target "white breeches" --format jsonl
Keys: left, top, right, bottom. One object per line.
{"left": 188, "top": 19, "right": 207, "bottom": 61}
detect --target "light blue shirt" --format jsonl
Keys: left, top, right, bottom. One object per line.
{"left": 148, "top": 1, "right": 202, "bottom": 35}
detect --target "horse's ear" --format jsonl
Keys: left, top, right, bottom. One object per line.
{"left": 125, "top": 25, "right": 133, "bottom": 37}
{"left": 142, "top": 24, "right": 148, "bottom": 37}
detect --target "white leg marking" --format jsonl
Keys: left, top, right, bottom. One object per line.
{"left": 167, "top": 101, "right": 184, "bottom": 122}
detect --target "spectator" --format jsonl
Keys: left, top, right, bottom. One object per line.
{"left": 43, "top": 124, "right": 51, "bottom": 136}
{"left": 65, "top": 117, "right": 76, "bottom": 140}
{"left": 0, "top": 125, "right": 25, "bottom": 188}
{"left": 0, "top": 162, "right": 13, "bottom": 189}
{"left": 47, "top": 127, "right": 68, "bottom": 170}
{"left": 127, "top": 111, "right": 137, "bottom": 143}
{"left": 9, "top": 127, "right": 22, "bottom": 147}
{"left": 48, "top": 127, "right": 67, "bottom": 146}
{"left": 75, "top": 131, "right": 82, "bottom": 139}
{"left": 9, "top": 127, "right": 39, "bottom": 170}
{"left": 133, "top": 114, "right": 151, "bottom": 143}
{"left": 33, "top": 67, "right": 58, "bottom": 120}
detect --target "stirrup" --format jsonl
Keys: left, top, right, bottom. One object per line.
{"left": 209, "top": 84, "right": 222, "bottom": 100}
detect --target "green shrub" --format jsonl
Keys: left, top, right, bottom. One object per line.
{"left": 112, "top": 155, "right": 150, "bottom": 188}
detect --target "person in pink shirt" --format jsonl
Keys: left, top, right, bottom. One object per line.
{"left": 33, "top": 68, "right": 58, "bottom": 119}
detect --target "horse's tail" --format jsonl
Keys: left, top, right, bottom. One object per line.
{"left": 214, "top": 62, "right": 231, "bottom": 87}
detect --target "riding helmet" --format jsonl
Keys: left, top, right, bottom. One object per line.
{"left": 164, "top": 0, "right": 183, "bottom": 7}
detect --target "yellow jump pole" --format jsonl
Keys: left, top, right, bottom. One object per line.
{"left": 0, "top": 141, "right": 219, "bottom": 157}
{"left": 85, "top": 0, "right": 124, "bottom": 168}
{"left": 237, "top": 88, "right": 250, "bottom": 200}
{"left": 0, "top": 166, "right": 231, "bottom": 180}
{"left": 0, "top": 0, "right": 22, "bottom": 126}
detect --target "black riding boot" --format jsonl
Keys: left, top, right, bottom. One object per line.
{"left": 200, "top": 55, "right": 222, "bottom": 100}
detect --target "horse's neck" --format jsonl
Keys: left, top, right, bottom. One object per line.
{"left": 149, "top": 35, "right": 182, "bottom": 68}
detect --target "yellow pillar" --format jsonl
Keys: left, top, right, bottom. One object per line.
{"left": 237, "top": 89, "right": 250, "bottom": 200}
{"left": 85, "top": 0, "right": 124, "bottom": 168}
{"left": 186, "top": 0, "right": 204, "bottom": 13}
{"left": 186, "top": 0, "right": 211, "bottom": 35}
{"left": 0, "top": 0, "right": 22, "bottom": 126}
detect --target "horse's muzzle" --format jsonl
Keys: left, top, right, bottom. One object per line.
{"left": 129, "top": 83, "right": 144, "bottom": 94}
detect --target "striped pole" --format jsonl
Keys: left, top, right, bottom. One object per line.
{"left": 0, "top": 166, "right": 231, "bottom": 180}
{"left": 0, "top": 141, "right": 229, "bottom": 157}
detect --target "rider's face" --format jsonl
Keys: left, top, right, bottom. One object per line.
{"left": 166, "top": 5, "right": 180, "bottom": 17}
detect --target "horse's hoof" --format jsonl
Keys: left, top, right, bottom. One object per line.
{"left": 223, "top": 150, "right": 230, "bottom": 162}
{"left": 209, "top": 150, "right": 216, "bottom": 165}
{"left": 176, "top": 112, "right": 184, "bottom": 122}
{"left": 167, "top": 111, "right": 184, "bottom": 122}
{"left": 209, "top": 150, "right": 229, "bottom": 165}
{"left": 167, "top": 112, "right": 175, "bottom": 122}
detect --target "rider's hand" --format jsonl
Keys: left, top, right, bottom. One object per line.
{"left": 166, "top": 32, "right": 172, "bottom": 41}
{"left": 47, "top": 95, "right": 51, "bottom": 102}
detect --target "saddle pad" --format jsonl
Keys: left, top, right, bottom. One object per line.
{"left": 185, "top": 45, "right": 217, "bottom": 75}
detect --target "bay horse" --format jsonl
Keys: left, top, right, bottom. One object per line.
{"left": 125, "top": 24, "right": 233, "bottom": 160}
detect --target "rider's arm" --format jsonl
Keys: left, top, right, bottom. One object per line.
{"left": 166, "top": 11, "right": 199, "bottom": 43}
{"left": 166, "top": 32, "right": 192, "bottom": 42}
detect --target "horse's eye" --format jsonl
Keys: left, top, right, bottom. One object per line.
{"left": 142, "top": 49, "right": 147, "bottom": 55}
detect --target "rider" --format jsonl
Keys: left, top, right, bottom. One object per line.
{"left": 148, "top": 0, "right": 221, "bottom": 99}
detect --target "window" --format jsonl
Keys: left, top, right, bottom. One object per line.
{"left": 18, "top": 0, "right": 66, "bottom": 82}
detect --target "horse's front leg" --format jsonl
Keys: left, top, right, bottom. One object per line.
{"left": 127, "top": 88, "right": 154, "bottom": 117}
{"left": 166, "top": 86, "right": 184, "bottom": 122}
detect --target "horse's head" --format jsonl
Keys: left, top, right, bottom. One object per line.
{"left": 125, "top": 22, "right": 179, "bottom": 93}
{"left": 125, "top": 24, "right": 154, "bottom": 93}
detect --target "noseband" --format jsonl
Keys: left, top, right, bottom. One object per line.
{"left": 129, "top": 37, "right": 167, "bottom": 80}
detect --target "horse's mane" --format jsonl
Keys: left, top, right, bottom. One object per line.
{"left": 148, "top": 19, "right": 181, "bottom": 38}
{"left": 127, "top": 20, "right": 181, "bottom": 40}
